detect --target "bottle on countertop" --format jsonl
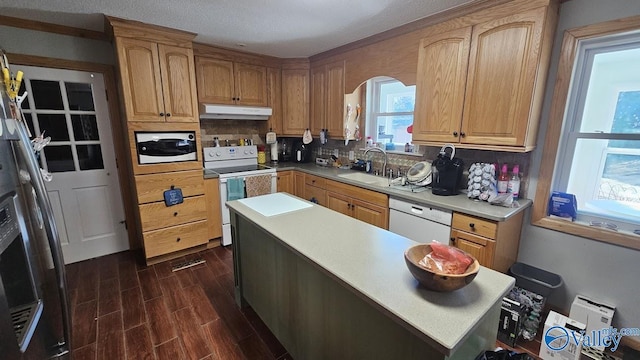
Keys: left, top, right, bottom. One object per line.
{"left": 497, "top": 164, "right": 509, "bottom": 194}
{"left": 366, "top": 136, "right": 374, "bottom": 148}
{"left": 508, "top": 165, "right": 521, "bottom": 199}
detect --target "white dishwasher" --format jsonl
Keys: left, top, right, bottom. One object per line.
{"left": 388, "top": 197, "right": 452, "bottom": 244}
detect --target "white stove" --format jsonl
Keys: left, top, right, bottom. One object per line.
{"left": 203, "top": 145, "right": 277, "bottom": 246}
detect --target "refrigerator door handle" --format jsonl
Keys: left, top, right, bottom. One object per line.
{"left": 13, "top": 119, "right": 71, "bottom": 355}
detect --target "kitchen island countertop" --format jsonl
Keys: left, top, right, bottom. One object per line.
{"left": 227, "top": 193, "right": 515, "bottom": 358}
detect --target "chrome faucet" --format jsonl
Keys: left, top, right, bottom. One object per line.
{"left": 364, "top": 147, "right": 388, "bottom": 176}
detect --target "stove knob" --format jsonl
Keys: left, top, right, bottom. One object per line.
{"left": 244, "top": 150, "right": 249, "bottom": 155}
{"left": 216, "top": 151, "right": 222, "bottom": 157}
{"left": 249, "top": 149, "right": 255, "bottom": 154}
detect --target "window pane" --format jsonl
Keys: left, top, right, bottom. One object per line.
{"left": 37, "top": 114, "right": 69, "bottom": 141}
{"left": 65, "top": 82, "right": 95, "bottom": 111}
{"left": 378, "top": 82, "right": 415, "bottom": 113}
{"left": 43, "top": 145, "right": 75, "bottom": 172}
{"left": 30, "top": 80, "right": 64, "bottom": 110}
{"left": 580, "top": 47, "right": 640, "bottom": 133}
{"left": 71, "top": 115, "right": 99, "bottom": 141}
{"left": 567, "top": 139, "right": 640, "bottom": 224}
{"left": 375, "top": 115, "right": 413, "bottom": 145}
{"left": 77, "top": 145, "right": 104, "bottom": 170}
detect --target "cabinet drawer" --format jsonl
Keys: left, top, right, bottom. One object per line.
{"left": 304, "top": 186, "right": 326, "bottom": 207}
{"left": 452, "top": 213, "right": 497, "bottom": 239}
{"left": 139, "top": 195, "right": 207, "bottom": 231}
{"left": 135, "top": 170, "right": 204, "bottom": 204}
{"left": 305, "top": 174, "right": 326, "bottom": 189}
{"left": 143, "top": 220, "right": 208, "bottom": 258}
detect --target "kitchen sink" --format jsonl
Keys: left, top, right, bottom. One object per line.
{"left": 337, "top": 172, "right": 390, "bottom": 186}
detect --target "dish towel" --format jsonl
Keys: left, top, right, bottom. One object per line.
{"left": 226, "top": 178, "right": 245, "bottom": 201}
{"left": 245, "top": 174, "right": 272, "bottom": 198}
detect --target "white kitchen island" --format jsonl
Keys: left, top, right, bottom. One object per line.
{"left": 227, "top": 193, "right": 515, "bottom": 360}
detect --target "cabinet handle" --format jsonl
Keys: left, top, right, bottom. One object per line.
{"left": 173, "top": 212, "right": 178, "bottom": 217}
{"left": 450, "top": 237, "right": 456, "bottom": 244}
{"left": 176, "top": 237, "right": 181, "bottom": 242}
{"left": 469, "top": 223, "right": 475, "bottom": 230}
{"left": 453, "top": 131, "right": 458, "bottom": 137}
{"left": 160, "top": 112, "right": 165, "bottom": 117}
{"left": 347, "top": 203, "right": 351, "bottom": 209}
{"left": 460, "top": 132, "right": 465, "bottom": 137}
{"left": 166, "top": 113, "right": 171, "bottom": 117}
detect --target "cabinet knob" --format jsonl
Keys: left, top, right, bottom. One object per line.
{"left": 460, "top": 132, "right": 466, "bottom": 137}
{"left": 173, "top": 212, "right": 178, "bottom": 217}
{"left": 450, "top": 237, "right": 456, "bottom": 244}
{"left": 469, "top": 223, "right": 475, "bottom": 230}
{"left": 347, "top": 203, "right": 351, "bottom": 209}
{"left": 453, "top": 131, "right": 458, "bottom": 137}
{"left": 166, "top": 113, "right": 171, "bottom": 117}
{"left": 159, "top": 112, "right": 165, "bottom": 117}
{"left": 176, "top": 237, "right": 181, "bottom": 242}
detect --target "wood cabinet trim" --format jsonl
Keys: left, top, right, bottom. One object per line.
{"left": 192, "top": 42, "right": 282, "bottom": 68}
{"left": 107, "top": 16, "right": 196, "bottom": 46}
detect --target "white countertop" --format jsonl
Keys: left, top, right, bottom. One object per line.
{"left": 227, "top": 193, "right": 515, "bottom": 355}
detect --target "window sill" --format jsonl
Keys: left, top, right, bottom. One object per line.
{"left": 532, "top": 216, "right": 640, "bottom": 250}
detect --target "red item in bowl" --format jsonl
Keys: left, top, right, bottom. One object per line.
{"left": 419, "top": 242, "right": 473, "bottom": 274}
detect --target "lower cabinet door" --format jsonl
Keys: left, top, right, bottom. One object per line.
{"left": 352, "top": 199, "right": 388, "bottom": 229}
{"left": 143, "top": 220, "right": 208, "bottom": 258}
{"left": 450, "top": 229, "right": 496, "bottom": 268}
{"left": 139, "top": 196, "right": 207, "bottom": 231}
{"left": 304, "top": 185, "right": 326, "bottom": 206}
{"left": 326, "top": 191, "right": 351, "bottom": 216}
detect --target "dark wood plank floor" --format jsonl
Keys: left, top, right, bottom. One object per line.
{"left": 66, "top": 246, "right": 291, "bottom": 360}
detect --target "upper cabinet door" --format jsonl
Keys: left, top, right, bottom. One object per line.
{"left": 413, "top": 27, "right": 471, "bottom": 143}
{"left": 281, "top": 69, "right": 309, "bottom": 136}
{"left": 158, "top": 44, "right": 199, "bottom": 122}
{"left": 309, "top": 66, "right": 326, "bottom": 135}
{"left": 195, "top": 57, "right": 235, "bottom": 105}
{"left": 461, "top": 7, "right": 545, "bottom": 146}
{"left": 266, "top": 67, "right": 283, "bottom": 134}
{"left": 234, "top": 63, "right": 268, "bottom": 106}
{"left": 325, "top": 61, "right": 345, "bottom": 138}
{"left": 117, "top": 38, "right": 165, "bottom": 122}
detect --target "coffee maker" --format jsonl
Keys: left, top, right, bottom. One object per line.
{"left": 292, "top": 140, "right": 312, "bottom": 163}
{"left": 431, "top": 144, "right": 464, "bottom": 196}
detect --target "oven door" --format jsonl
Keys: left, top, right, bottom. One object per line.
{"left": 218, "top": 173, "right": 277, "bottom": 246}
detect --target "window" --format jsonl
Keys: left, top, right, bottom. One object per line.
{"left": 533, "top": 17, "right": 640, "bottom": 249}
{"left": 366, "top": 77, "right": 415, "bottom": 148}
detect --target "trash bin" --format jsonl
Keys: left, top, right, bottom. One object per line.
{"left": 504, "top": 262, "right": 563, "bottom": 342}
{"left": 508, "top": 262, "right": 563, "bottom": 297}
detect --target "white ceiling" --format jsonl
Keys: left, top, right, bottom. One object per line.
{"left": 0, "top": 0, "right": 477, "bottom": 58}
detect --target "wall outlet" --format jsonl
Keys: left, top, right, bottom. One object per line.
{"left": 348, "top": 150, "right": 355, "bottom": 160}
{"left": 333, "top": 149, "right": 339, "bottom": 158}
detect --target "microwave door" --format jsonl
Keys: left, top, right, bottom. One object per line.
{"left": 11, "top": 119, "right": 71, "bottom": 358}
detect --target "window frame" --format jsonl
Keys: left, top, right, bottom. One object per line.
{"left": 532, "top": 15, "right": 640, "bottom": 250}
{"left": 367, "top": 77, "right": 415, "bottom": 146}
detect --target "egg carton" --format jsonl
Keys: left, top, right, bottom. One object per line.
{"left": 467, "top": 163, "right": 496, "bottom": 200}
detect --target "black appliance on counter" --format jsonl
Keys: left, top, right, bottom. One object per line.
{"left": 292, "top": 141, "right": 312, "bottom": 163}
{"left": 431, "top": 144, "right": 464, "bottom": 196}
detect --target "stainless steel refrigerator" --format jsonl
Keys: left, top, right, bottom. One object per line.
{"left": 0, "top": 85, "right": 71, "bottom": 357}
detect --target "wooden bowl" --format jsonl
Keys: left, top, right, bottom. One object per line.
{"left": 404, "top": 244, "right": 480, "bottom": 292}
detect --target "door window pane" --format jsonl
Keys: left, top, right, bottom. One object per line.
{"left": 30, "top": 80, "right": 63, "bottom": 110}
{"left": 37, "top": 114, "right": 69, "bottom": 141}
{"left": 71, "top": 115, "right": 99, "bottom": 141}
{"left": 65, "top": 82, "right": 95, "bottom": 111}
{"left": 44, "top": 146, "right": 74, "bottom": 172}
{"left": 77, "top": 145, "right": 104, "bottom": 170}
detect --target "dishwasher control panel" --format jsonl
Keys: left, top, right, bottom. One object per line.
{"left": 388, "top": 198, "right": 452, "bottom": 226}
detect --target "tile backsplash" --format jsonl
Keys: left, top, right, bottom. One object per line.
{"left": 199, "top": 122, "right": 531, "bottom": 198}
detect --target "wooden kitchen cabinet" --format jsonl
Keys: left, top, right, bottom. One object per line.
{"left": 277, "top": 170, "right": 293, "bottom": 194}
{"left": 115, "top": 37, "right": 199, "bottom": 123}
{"left": 266, "top": 67, "right": 283, "bottom": 134}
{"left": 281, "top": 68, "right": 310, "bottom": 136}
{"left": 195, "top": 57, "right": 268, "bottom": 106}
{"left": 304, "top": 174, "right": 327, "bottom": 206}
{"left": 450, "top": 211, "right": 524, "bottom": 273}
{"left": 310, "top": 60, "right": 345, "bottom": 138}
{"left": 293, "top": 171, "right": 305, "bottom": 198}
{"left": 325, "top": 179, "right": 388, "bottom": 229}
{"left": 413, "top": 6, "right": 556, "bottom": 152}
{"left": 204, "top": 178, "right": 222, "bottom": 244}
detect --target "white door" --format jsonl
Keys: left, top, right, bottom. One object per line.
{"left": 19, "top": 65, "right": 128, "bottom": 264}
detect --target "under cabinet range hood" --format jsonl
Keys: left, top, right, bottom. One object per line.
{"left": 199, "top": 104, "right": 272, "bottom": 120}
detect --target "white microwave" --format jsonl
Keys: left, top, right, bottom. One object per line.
{"left": 135, "top": 131, "right": 197, "bottom": 165}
